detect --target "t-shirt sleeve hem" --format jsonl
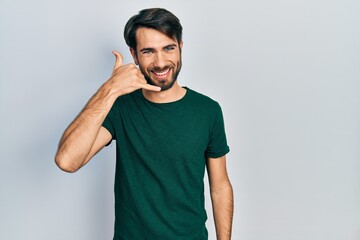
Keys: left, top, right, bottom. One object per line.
{"left": 205, "top": 147, "right": 230, "bottom": 159}
{"left": 101, "top": 122, "right": 114, "bottom": 146}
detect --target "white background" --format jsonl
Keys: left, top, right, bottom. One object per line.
{"left": 1, "top": 0, "right": 359, "bottom": 239}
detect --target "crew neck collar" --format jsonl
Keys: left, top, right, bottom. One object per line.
{"left": 139, "top": 86, "right": 189, "bottom": 105}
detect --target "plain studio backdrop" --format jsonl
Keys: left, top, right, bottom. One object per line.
{"left": 0, "top": 0, "right": 359, "bottom": 239}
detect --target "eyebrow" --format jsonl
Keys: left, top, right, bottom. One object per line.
{"left": 139, "top": 47, "right": 154, "bottom": 53}
{"left": 139, "top": 44, "right": 178, "bottom": 53}
{"left": 163, "top": 44, "right": 177, "bottom": 49}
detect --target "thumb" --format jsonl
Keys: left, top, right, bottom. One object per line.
{"left": 112, "top": 50, "right": 123, "bottom": 70}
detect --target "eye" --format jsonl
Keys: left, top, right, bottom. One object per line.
{"left": 142, "top": 49, "right": 153, "bottom": 55}
{"left": 165, "top": 46, "right": 175, "bottom": 52}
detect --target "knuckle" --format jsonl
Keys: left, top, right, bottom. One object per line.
{"left": 131, "top": 81, "right": 138, "bottom": 88}
{"left": 126, "top": 63, "right": 135, "bottom": 69}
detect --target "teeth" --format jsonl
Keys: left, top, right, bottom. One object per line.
{"left": 153, "top": 69, "right": 169, "bottom": 76}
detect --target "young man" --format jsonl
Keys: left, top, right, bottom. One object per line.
{"left": 55, "top": 8, "right": 233, "bottom": 240}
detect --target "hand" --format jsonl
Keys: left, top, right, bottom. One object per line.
{"left": 106, "top": 50, "right": 161, "bottom": 97}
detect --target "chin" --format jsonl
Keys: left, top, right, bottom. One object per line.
{"left": 146, "top": 76, "right": 177, "bottom": 92}
{"left": 159, "top": 80, "right": 177, "bottom": 91}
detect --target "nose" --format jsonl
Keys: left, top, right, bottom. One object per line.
{"left": 154, "top": 52, "right": 166, "bottom": 68}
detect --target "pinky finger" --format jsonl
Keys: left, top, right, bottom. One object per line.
{"left": 141, "top": 84, "right": 161, "bottom": 92}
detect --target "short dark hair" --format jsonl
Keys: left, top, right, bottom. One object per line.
{"left": 124, "top": 8, "right": 183, "bottom": 51}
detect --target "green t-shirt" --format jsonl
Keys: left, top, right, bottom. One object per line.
{"left": 102, "top": 87, "right": 229, "bottom": 240}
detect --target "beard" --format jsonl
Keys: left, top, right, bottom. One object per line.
{"left": 139, "top": 59, "right": 182, "bottom": 91}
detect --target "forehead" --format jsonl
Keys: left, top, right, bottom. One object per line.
{"left": 135, "top": 27, "right": 178, "bottom": 49}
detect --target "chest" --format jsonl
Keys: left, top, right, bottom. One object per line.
{"left": 117, "top": 103, "right": 213, "bottom": 158}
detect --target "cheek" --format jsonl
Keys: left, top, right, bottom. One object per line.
{"left": 138, "top": 57, "right": 153, "bottom": 68}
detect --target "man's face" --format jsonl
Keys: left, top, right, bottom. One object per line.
{"left": 131, "top": 27, "right": 182, "bottom": 91}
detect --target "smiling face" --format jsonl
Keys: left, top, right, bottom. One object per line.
{"left": 130, "top": 27, "right": 183, "bottom": 91}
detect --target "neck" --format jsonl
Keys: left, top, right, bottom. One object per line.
{"left": 142, "top": 82, "right": 186, "bottom": 103}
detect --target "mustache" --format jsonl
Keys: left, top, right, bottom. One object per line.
{"left": 150, "top": 65, "right": 173, "bottom": 72}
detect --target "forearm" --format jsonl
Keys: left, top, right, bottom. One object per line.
{"left": 55, "top": 83, "right": 116, "bottom": 172}
{"left": 211, "top": 183, "right": 234, "bottom": 240}
{"left": 55, "top": 50, "right": 160, "bottom": 172}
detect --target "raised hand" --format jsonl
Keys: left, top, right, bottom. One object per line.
{"left": 107, "top": 50, "right": 161, "bottom": 97}
{"left": 55, "top": 50, "right": 161, "bottom": 173}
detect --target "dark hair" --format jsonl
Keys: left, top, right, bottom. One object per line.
{"left": 124, "top": 8, "right": 183, "bottom": 51}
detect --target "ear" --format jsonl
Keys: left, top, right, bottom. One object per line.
{"left": 179, "top": 40, "right": 183, "bottom": 50}
{"left": 130, "top": 48, "right": 139, "bottom": 65}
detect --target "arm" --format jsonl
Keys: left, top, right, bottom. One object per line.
{"left": 54, "top": 51, "right": 160, "bottom": 173}
{"left": 206, "top": 155, "right": 234, "bottom": 240}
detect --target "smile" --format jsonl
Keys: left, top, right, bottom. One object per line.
{"left": 152, "top": 68, "right": 170, "bottom": 76}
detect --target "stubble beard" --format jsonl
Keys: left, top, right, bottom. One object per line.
{"left": 139, "top": 60, "right": 182, "bottom": 91}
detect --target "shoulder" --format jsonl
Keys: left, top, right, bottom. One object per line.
{"left": 185, "top": 87, "right": 222, "bottom": 111}
{"left": 107, "top": 90, "right": 142, "bottom": 118}
{"left": 112, "top": 90, "right": 141, "bottom": 107}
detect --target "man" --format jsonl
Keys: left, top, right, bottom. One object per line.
{"left": 55, "top": 8, "right": 233, "bottom": 240}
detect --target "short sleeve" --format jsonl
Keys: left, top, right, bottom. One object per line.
{"left": 102, "top": 102, "right": 117, "bottom": 145}
{"left": 205, "top": 104, "right": 230, "bottom": 158}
